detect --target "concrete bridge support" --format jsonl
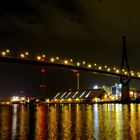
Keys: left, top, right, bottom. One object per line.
{"left": 121, "top": 83, "right": 130, "bottom": 102}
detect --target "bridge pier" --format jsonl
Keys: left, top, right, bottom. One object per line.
{"left": 120, "top": 35, "right": 131, "bottom": 103}
{"left": 121, "top": 83, "right": 130, "bottom": 102}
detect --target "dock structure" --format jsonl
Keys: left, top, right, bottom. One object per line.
{"left": 51, "top": 89, "right": 109, "bottom": 103}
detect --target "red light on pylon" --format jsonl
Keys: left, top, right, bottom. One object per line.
{"left": 20, "top": 90, "right": 24, "bottom": 94}
{"left": 40, "top": 84, "right": 47, "bottom": 88}
{"left": 40, "top": 66, "right": 47, "bottom": 90}
{"left": 76, "top": 73, "right": 80, "bottom": 77}
{"left": 41, "top": 67, "right": 46, "bottom": 73}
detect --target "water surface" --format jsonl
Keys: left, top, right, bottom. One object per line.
{"left": 0, "top": 103, "right": 140, "bottom": 140}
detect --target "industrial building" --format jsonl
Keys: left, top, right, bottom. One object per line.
{"left": 51, "top": 89, "right": 110, "bottom": 103}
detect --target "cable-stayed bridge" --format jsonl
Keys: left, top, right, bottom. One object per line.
{"left": 0, "top": 49, "right": 139, "bottom": 80}
{"left": 0, "top": 36, "right": 138, "bottom": 103}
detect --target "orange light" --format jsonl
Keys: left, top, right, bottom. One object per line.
{"left": 20, "top": 54, "right": 25, "bottom": 58}
{"left": 37, "top": 56, "right": 41, "bottom": 60}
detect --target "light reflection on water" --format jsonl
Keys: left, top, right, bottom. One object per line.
{"left": 0, "top": 104, "right": 140, "bottom": 139}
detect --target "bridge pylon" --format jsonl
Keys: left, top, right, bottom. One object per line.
{"left": 120, "top": 35, "right": 131, "bottom": 102}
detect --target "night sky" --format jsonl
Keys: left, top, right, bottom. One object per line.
{"left": 0, "top": 0, "right": 140, "bottom": 99}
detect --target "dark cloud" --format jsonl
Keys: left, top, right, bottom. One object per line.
{"left": 1, "top": 0, "right": 140, "bottom": 59}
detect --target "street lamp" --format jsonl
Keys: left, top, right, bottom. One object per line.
{"left": 1, "top": 51, "right": 6, "bottom": 56}
{"left": 20, "top": 54, "right": 25, "bottom": 58}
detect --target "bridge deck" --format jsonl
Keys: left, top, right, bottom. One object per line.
{"left": 0, "top": 56, "right": 139, "bottom": 80}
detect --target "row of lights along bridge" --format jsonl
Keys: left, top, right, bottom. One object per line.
{"left": 1, "top": 49, "right": 140, "bottom": 78}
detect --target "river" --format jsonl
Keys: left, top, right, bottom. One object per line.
{"left": 0, "top": 103, "right": 140, "bottom": 140}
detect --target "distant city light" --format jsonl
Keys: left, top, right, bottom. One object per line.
{"left": 93, "top": 85, "right": 99, "bottom": 89}
{"left": 11, "top": 96, "right": 20, "bottom": 102}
